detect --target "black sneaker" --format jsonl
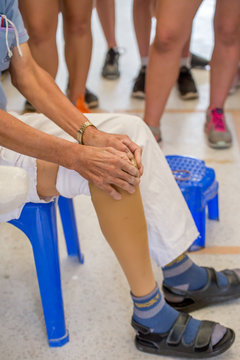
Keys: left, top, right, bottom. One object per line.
{"left": 24, "top": 100, "right": 36, "bottom": 112}
{"left": 191, "top": 52, "right": 209, "bottom": 69}
{"left": 101, "top": 48, "right": 120, "bottom": 80}
{"left": 177, "top": 66, "right": 199, "bottom": 100}
{"left": 132, "top": 66, "right": 146, "bottom": 99}
{"left": 84, "top": 88, "right": 99, "bottom": 109}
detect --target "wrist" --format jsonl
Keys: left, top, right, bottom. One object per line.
{"left": 77, "top": 120, "right": 96, "bottom": 145}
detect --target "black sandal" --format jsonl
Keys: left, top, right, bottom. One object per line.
{"left": 162, "top": 267, "right": 240, "bottom": 312}
{"left": 132, "top": 313, "right": 234, "bottom": 358}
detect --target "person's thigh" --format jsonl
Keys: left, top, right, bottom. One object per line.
{"left": 214, "top": 0, "right": 240, "bottom": 40}
{"left": 154, "top": 0, "right": 202, "bottom": 46}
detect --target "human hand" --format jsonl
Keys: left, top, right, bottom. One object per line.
{"left": 71, "top": 143, "right": 140, "bottom": 200}
{"left": 83, "top": 127, "right": 143, "bottom": 176}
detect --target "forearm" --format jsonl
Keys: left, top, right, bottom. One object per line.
{"left": 0, "top": 110, "right": 78, "bottom": 169}
{"left": 10, "top": 44, "right": 90, "bottom": 140}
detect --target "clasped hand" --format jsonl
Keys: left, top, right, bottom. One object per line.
{"left": 72, "top": 127, "right": 143, "bottom": 200}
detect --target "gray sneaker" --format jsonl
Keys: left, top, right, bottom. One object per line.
{"left": 101, "top": 48, "right": 120, "bottom": 80}
{"left": 205, "top": 108, "right": 232, "bottom": 149}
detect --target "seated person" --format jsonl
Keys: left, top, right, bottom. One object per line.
{"left": 0, "top": 1, "right": 239, "bottom": 357}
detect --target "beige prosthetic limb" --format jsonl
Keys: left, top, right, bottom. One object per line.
{"left": 36, "top": 159, "right": 156, "bottom": 297}
{"left": 89, "top": 182, "right": 156, "bottom": 297}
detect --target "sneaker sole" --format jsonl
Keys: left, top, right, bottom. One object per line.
{"left": 204, "top": 120, "right": 232, "bottom": 149}
{"left": 208, "top": 140, "right": 232, "bottom": 149}
{"left": 86, "top": 100, "right": 99, "bottom": 109}
{"left": 131, "top": 91, "right": 145, "bottom": 99}
{"left": 179, "top": 92, "right": 199, "bottom": 100}
{"left": 101, "top": 73, "right": 120, "bottom": 80}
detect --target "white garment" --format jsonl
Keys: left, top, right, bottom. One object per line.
{"left": 0, "top": 112, "right": 198, "bottom": 266}
{"left": 0, "top": 166, "right": 29, "bottom": 214}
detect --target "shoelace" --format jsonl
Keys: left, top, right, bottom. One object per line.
{"left": 210, "top": 109, "right": 226, "bottom": 132}
{"left": 1, "top": 15, "right": 22, "bottom": 58}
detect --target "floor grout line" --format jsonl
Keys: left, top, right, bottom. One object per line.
{"left": 113, "top": 109, "right": 240, "bottom": 114}
{"left": 191, "top": 246, "right": 240, "bottom": 255}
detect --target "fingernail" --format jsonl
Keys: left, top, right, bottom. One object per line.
{"left": 114, "top": 193, "right": 122, "bottom": 200}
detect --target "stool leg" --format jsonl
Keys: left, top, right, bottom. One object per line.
{"left": 208, "top": 194, "right": 219, "bottom": 220}
{"left": 10, "top": 202, "right": 69, "bottom": 347}
{"left": 58, "top": 196, "right": 84, "bottom": 263}
{"left": 189, "top": 208, "right": 206, "bottom": 251}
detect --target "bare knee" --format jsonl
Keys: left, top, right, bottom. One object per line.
{"left": 27, "top": 21, "right": 56, "bottom": 46}
{"left": 215, "top": 21, "right": 240, "bottom": 47}
{"left": 63, "top": 15, "right": 91, "bottom": 37}
{"left": 153, "top": 27, "right": 185, "bottom": 53}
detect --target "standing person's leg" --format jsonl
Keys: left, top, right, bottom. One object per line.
{"left": 96, "top": 0, "right": 117, "bottom": 49}
{"left": 18, "top": 0, "right": 59, "bottom": 111}
{"left": 132, "top": 0, "right": 152, "bottom": 98}
{"left": 132, "top": 0, "right": 199, "bottom": 101}
{"left": 133, "top": 0, "right": 152, "bottom": 64}
{"left": 205, "top": 0, "right": 240, "bottom": 148}
{"left": 144, "top": 0, "right": 202, "bottom": 140}
{"left": 178, "top": 35, "right": 199, "bottom": 100}
{"left": 61, "top": 0, "right": 94, "bottom": 113}
{"left": 19, "top": 0, "right": 59, "bottom": 78}
{"left": 96, "top": 0, "right": 121, "bottom": 79}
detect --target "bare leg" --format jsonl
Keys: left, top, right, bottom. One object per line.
{"left": 210, "top": 0, "right": 240, "bottom": 108}
{"left": 36, "top": 160, "right": 59, "bottom": 199}
{"left": 19, "top": 0, "right": 59, "bottom": 79}
{"left": 133, "top": 0, "right": 152, "bottom": 60}
{"left": 61, "top": 0, "right": 93, "bottom": 104}
{"left": 181, "top": 36, "right": 191, "bottom": 59}
{"left": 144, "top": 0, "right": 202, "bottom": 128}
{"left": 96, "top": 0, "right": 117, "bottom": 49}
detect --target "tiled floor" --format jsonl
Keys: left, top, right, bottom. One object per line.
{"left": 1, "top": 0, "right": 240, "bottom": 359}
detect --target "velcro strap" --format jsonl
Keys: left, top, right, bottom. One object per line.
{"left": 131, "top": 319, "right": 152, "bottom": 335}
{"left": 222, "top": 269, "right": 240, "bottom": 286}
{"left": 194, "top": 321, "right": 215, "bottom": 350}
{"left": 167, "top": 313, "right": 190, "bottom": 345}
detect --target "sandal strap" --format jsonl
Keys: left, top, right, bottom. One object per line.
{"left": 167, "top": 313, "right": 190, "bottom": 345}
{"left": 194, "top": 321, "right": 216, "bottom": 350}
{"left": 132, "top": 316, "right": 234, "bottom": 356}
{"left": 163, "top": 267, "right": 231, "bottom": 298}
{"left": 222, "top": 269, "right": 240, "bottom": 286}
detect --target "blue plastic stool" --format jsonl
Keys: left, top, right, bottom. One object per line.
{"left": 166, "top": 155, "right": 219, "bottom": 251}
{"left": 8, "top": 196, "right": 83, "bottom": 347}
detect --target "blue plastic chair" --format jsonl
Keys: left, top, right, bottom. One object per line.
{"left": 166, "top": 155, "right": 219, "bottom": 251}
{"left": 8, "top": 196, "right": 83, "bottom": 347}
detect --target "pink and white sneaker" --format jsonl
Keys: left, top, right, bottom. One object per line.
{"left": 205, "top": 108, "right": 232, "bottom": 149}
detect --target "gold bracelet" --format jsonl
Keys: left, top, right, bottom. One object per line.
{"left": 77, "top": 121, "right": 95, "bottom": 145}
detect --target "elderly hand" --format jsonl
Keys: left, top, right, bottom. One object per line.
{"left": 82, "top": 126, "right": 143, "bottom": 177}
{"left": 71, "top": 143, "right": 141, "bottom": 200}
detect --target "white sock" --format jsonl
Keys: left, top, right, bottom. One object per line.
{"left": 56, "top": 166, "right": 90, "bottom": 198}
{"left": 180, "top": 56, "right": 191, "bottom": 69}
{"left": 141, "top": 56, "right": 149, "bottom": 67}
